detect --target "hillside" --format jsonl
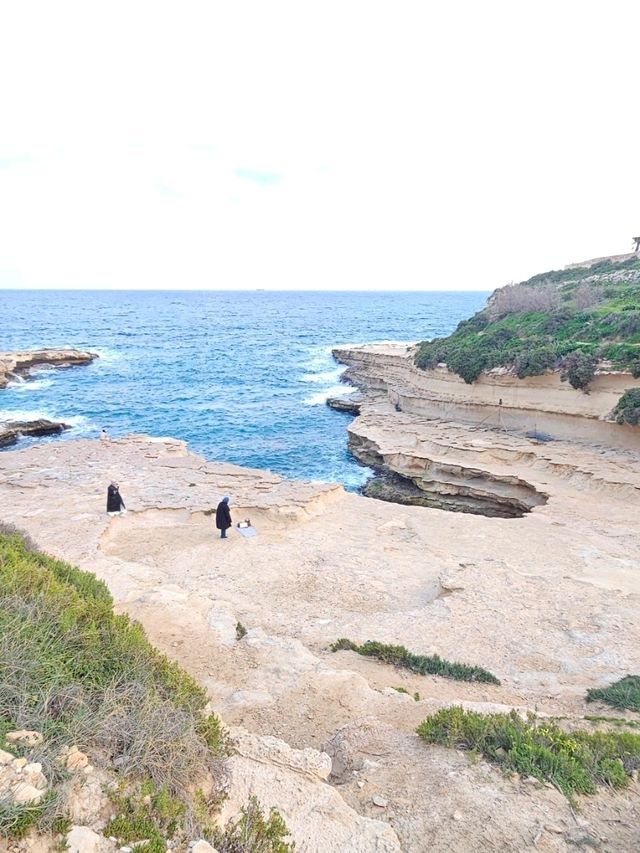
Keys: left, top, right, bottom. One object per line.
{"left": 0, "top": 525, "right": 294, "bottom": 852}
{"left": 415, "top": 255, "right": 640, "bottom": 388}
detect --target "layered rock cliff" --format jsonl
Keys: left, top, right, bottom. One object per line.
{"left": 334, "top": 343, "right": 640, "bottom": 449}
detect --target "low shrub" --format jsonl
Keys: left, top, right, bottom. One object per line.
{"left": 559, "top": 351, "right": 597, "bottom": 390}
{"left": 417, "top": 706, "right": 640, "bottom": 799}
{"left": 586, "top": 675, "right": 640, "bottom": 712}
{"left": 611, "top": 389, "right": 640, "bottom": 426}
{"left": 105, "top": 782, "right": 185, "bottom": 853}
{"left": 212, "top": 796, "right": 295, "bottom": 852}
{"left": 331, "top": 638, "right": 500, "bottom": 685}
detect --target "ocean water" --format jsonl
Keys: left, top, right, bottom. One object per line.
{"left": 1, "top": 290, "right": 487, "bottom": 488}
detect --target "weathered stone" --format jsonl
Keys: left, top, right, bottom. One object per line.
{"left": 67, "top": 750, "right": 90, "bottom": 771}
{"left": 6, "top": 730, "right": 43, "bottom": 747}
{"left": 0, "top": 749, "right": 14, "bottom": 765}
{"left": 66, "top": 826, "right": 103, "bottom": 853}
{"left": 192, "top": 841, "right": 219, "bottom": 853}
{"left": 23, "top": 762, "right": 47, "bottom": 789}
{"left": 12, "top": 781, "right": 46, "bottom": 804}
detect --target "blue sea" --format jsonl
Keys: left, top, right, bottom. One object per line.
{"left": 1, "top": 290, "right": 487, "bottom": 488}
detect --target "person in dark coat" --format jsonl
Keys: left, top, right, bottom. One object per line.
{"left": 215, "top": 496, "right": 232, "bottom": 538}
{"left": 107, "top": 482, "right": 126, "bottom": 515}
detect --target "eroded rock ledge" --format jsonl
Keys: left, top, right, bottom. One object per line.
{"left": 0, "top": 419, "right": 69, "bottom": 448}
{"left": 333, "top": 343, "right": 640, "bottom": 449}
{"left": 0, "top": 348, "right": 98, "bottom": 389}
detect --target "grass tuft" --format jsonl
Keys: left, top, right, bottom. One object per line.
{"left": 586, "top": 675, "right": 640, "bottom": 713}
{"left": 417, "top": 706, "right": 640, "bottom": 799}
{"left": 331, "top": 638, "right": 500, "bottom": 685}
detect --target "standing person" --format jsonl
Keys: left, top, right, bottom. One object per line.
{"left": 107, "top": 482, "right": 126, "bottom": 515}
{"left": 215, "top": 496, "right": 232, "bottom": 539}
{"left": 100, "top": 428, "right": 109, "bottom": 441}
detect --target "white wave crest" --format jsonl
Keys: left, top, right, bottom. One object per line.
{"left": 7, "top": 378, "right": 54, "bottom": 392}
{"left": 0, "top": 408, "right": 53, "bottom": 423}
{"left": 303, "top": 384, "right": 352, "bottom": 406}
{"left": 0, "top": 408, "right": 93, "bottom": 436}
{"left": 90, "top": 348, "right": 123, "bottom": 365}
{"left": 300, "top": 367, "right": 345, "bottom": 384}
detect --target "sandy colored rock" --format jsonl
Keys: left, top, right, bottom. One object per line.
{"left": 191, "top": 842, "right": 218, "bottom": 853}
{"left": 67, "top": 749, "right": 90, "bottom": 771}
{"left": 221, "top": 729, "right": 401, "bottom": 851}
{"left": 2, "top": 428, "right": 640, "bottom": 850}
{"left": 66, "top": 826, "right": 108, "bottom": 853}
{"left": 0, "top": 349, "right": 97, "bottom": 389}
{"left": 6, "top": 730, "right": 44, "bottom": 747}
{"left": 11, "top": 781, "right": 46, "bottom": 804}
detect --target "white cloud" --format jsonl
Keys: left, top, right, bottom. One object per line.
{"left": 0, "top": 0, "right": 639, "bottom": 290}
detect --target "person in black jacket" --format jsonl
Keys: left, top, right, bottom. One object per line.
{"left": 215, "top": 496, "right": 232, "bottom": 538}
{"left": 107, "top": 482, "right": 126, "bottom": 515}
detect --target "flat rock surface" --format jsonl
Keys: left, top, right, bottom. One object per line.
{"left": 1, "top": 432, "right": 640, "bottom": 850}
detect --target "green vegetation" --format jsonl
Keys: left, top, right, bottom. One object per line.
{"left": 415, "top": 256, "right": 640, "bottom": 385}
{"left": 331, "top": 638, "right": 500, "bottom": 685}
{"left": 212, "top": 796, "right": 295, "bottom": 853}
{"left": 584, "top": 716, "right": 640, "bottom": 730}
{"left": 105, "top": 787, "right": 294, "bottom": 853}
{"left": 105, "top": 782, "right": 185, "bottom": 853}
{"left": 586, "top": 675, "right": 640, "bottom": 712}
{"left": 236, "top": 621, "right": 248, "bottom": 640}
{"left": 0, "top": 527, "right": 225, "bottom": 841}
{"left": 417, "top": 706, "right": 640, "bottom": 799}
{"left": 392, "top": 687, "right": 420, "bottom": 701}
{"left": 611, "top": 389, "right": 640, "bottom": 425}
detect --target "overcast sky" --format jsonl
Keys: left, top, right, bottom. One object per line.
{"left": 1, "top": 1, "right": 638, "bottom": 291}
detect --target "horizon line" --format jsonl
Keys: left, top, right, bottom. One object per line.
{"left": 1, "top": 287, "right": 492, "bottom": 294}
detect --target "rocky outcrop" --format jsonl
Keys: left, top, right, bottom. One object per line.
{"left": 222, "top": 729, "right": 402, "bottom": 851}
{"left": 0, "top": 735, "right": 49, "bottom": 808}
{"left": 0, "top": 348, "right": 98, "bottom": 389}
{"left": 0, "top": 419, "right": 69, "bottom": 448}
{"left": 347, "top": 407, "right": 549, "bottom": 518}
{"left": 326, "top": 392, "right": 363, "bottom": 414}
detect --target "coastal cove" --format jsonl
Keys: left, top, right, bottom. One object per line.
{"left": 3, "top": 273, "right": 640, "bottom": 851}
{"left": 0, "top": 289, "right": 487, "bottom": 486}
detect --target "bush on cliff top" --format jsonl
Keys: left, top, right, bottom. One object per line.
{"left": 417, "top": 706, "right": 640, "bottom": 799}
{"left": 415, "top": 257, "right": 640, "bottom": 383}
{"left": 331, "top": 638, "right": 500, "bottom": 685}
{"left": 0, "top": 529, "right": 224, "bottom": 840}
{"left": 611, "top": 389, "right": 640, "bottom": 426}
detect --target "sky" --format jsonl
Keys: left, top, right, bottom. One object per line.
{"left": 0, "top": 1, "right": 638, "bottom": 291}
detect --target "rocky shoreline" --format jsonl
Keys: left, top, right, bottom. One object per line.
{"left": 2, "top": 343, "right": 640, "bottom": 850}
{"left": 0, "top": 349, "right": 97, "bottom": 452}
{"left": 0, "top": 419, "right": 69, "bottom": 448}
{"left": 0, "top": 348, "right": 98, "bottom": 389}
